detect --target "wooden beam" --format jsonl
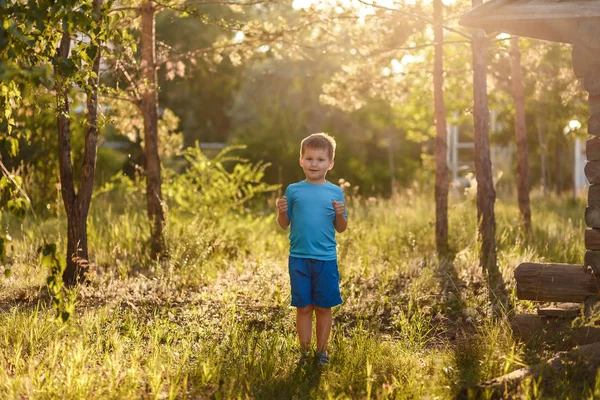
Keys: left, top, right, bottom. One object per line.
{"left": 585, "top": 160, "right": 600, "bottom": 183}
{"left": 585, "top": 67, "right": 600, "bottom": 96}
{"left": 514, "top": 262, "right": 600, "bottom": 302}
{"left": 579, "top": 20, "right": 600, "bottom": 50}
{"left": 586, "top": 138, "right": 600, "bottom": 161}
{"left": 585, "top": 250, "right": 600, "bottom": 274}
{"left": 586, "top": 207, "right": 600, "bottom": 228}
{"left": 475, "top": 21, "right": 577, "bottom": 43}
{"left": 589, "top": 184, "right": 600, "bottom": 207}
{"left": 590, "top": 114, "right": 600, "bottom": 137}
{"left": 586, "top": 228, "right": 600, "bottom": 250}
{"left": 590, "top": 95, "right": 600, "bottom": 115}
{"left": 573, "top": 46, "right": 596, "bottom": 78}
{"left": 465, "top": 5, "right": 600, "bottom": 21}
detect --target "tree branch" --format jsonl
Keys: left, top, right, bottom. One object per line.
{"left": 170, "top": 0, "right": 280, "bottom": 5}
{"left": 109, "top": 6, "right": 140, "bottom": 14}
{"left": 100, "top": 91, "right": 139, "bottom": 104}
{"left": 357, "top": 0, "right": 471, "bottom": 39}
{"left": 152, "top": 0, "right": 278, "bottom": 13}
{"left": 56, "top": 30, "right": 76, "bottom": 209}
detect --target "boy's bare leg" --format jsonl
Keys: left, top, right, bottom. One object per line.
{"left": 314, "top": 306, "right": 332, "bottom": 353}
{"left": 296, "top": 305, "right": 313, "bottom": 351}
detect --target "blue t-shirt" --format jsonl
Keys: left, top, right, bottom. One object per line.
{"left": 285, "top": 180, "right": 347, "bottom": 260}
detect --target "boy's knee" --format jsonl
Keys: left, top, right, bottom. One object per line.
{"left": 314, "top": 305, "right": 331, "bottom": 314}
{"left": 297, "top": 304, "right": 313, "bottom": 314}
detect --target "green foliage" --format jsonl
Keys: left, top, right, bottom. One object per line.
{"left": 39, "top": 243, "right": 75, "bottom": 322}
{"left": 0, "top": 174, "right": 29, "bottom": 219}
{"left": 165, "top": 145, "right": 279, "bottom": 216}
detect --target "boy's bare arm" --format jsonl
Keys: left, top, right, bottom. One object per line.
{"left": 332, "top": 200, "right": 347, "bottom": 233}
{"left": 277, "top": 196, "right": 290, "bottom": 229}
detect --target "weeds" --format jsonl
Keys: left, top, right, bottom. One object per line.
{"left": 0, "top": 186, "right": 593, "bottom": 398}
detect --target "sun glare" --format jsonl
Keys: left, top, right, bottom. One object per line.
{"left": 569, "top": 119, "right": 582, "bottom": 130}
{"left": 233, "top": 31, "right": 245, "bottom": 44}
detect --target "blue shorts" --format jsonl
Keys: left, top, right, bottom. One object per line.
{"left": 288, "top": 256, "right": 343, "bottom": 308}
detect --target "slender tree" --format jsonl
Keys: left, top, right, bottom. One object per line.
{"left": 471, "top": 0, "right": 505, "bottom": 305}
{"left": 56, "top": 0, "right": 104, "bottom": 285}
{"left": 433, "top": 0, "right": 449, "bottom": 258}
{"left": 509, "top": 36, "right": 531, "bottom": 235}
{"left": 140, "top": 1, "right": 165, "bottom": 257}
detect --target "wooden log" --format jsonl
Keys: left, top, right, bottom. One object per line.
{"left": 579, "top": 20, "right": 600, "bottom": 51}
{"left": 586, "top": 229, "right": 600, "bottom": 250}
{"left": 514, "top": 262, "right": 600, "bottom": 302}
{"left": 585, "top": 250, "right": 600, "bottom": 274}
{"left": 590, "top": 114, "right": 600, "bottom": 137}
{"left": 573, "top": 45, "right": 600, "bottom": 79}
{"left": 572, "top": 46, "right": 589, "bottom": 78}
{"left": 585, "top": 67, "right": 600, "bottom": 96}
{"left": 589, "top": 184, "right": 600, "bottom": 207}
{"left": 511, "top": 313, "right": 544, "bottom": 338}
{"left": 585, "top": 161, "right": 600, "bottom": 183}
{"left": 586, "top": 207, "right": 600, "bottom": 228}
{"left": 461, "top": 341, "right": 600, "bottom": 399}
{"left": 590, "top": 95, "right": 600, "bottom": 116}
{"left": 586, "top": 138, "right": 600, "bottom": 161}
{"left": 537, "top": 303, "right": 581, "bottom": 318}
{"left": 511, "top": 314, "right": 600, "bottom": 345}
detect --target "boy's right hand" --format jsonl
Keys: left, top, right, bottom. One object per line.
{"left": 276, "top": 196, "right": 288, "bottom": 214}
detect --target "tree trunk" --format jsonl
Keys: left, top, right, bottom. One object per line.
{"left": 57, "top": 0, "right": 102, "bottom": 286}
{"left": 509, "top": 36, "right": 532, "bottom": 235}
{"left": 433, "top": 0, "right": 449, "bottom": 258}
{"left": 536, "top": 118, "right": 548, "bottom": 195}
{"left": 555, "top": 131, "right": 564, "bottom": 195}
{"left": 57, "top": 31, "right": 79, "bottom": 284}
{"left": 141, "top": 1, "right": 165, "bottom": 258}
{"left": 471, "top": 0, "right": 504, "bottom": 304}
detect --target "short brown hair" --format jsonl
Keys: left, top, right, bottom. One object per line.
{"left": 300, "top": 133, "right": 336, "bottom": 160}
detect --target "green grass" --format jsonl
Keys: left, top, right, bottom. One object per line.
{"left": 0, "top": 188, "right": 598, "bottom": 399}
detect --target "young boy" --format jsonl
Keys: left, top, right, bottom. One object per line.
{"left": 276, "top": 132, "right": 347, "bottom": 366}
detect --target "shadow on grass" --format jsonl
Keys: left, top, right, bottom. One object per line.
{"left": 434, "top": 252, "right": 514, "bottom": 398}
{"left": 433, "top": 254, "right": 485, "bottom": 396}
{"left": 253, "top": 360, "right": 324, "bottom": 399}
{"left": 0, "top": 285, "right": 52, "bottom": 313}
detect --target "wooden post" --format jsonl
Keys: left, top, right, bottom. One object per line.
{"left": 589, "top": 183, "right": 600, "bottom": 207}
{"left": 581, "top": 34, "right": 600, "bottom": 299}
{"left": 585, "top": 207, "right": 600, "bottom": 228}
{"left": 585, "top": 160, "right": 600, "bottom": 184}
{"left": 584, "top": 67, "right": 600, "bottom": 97}
{"left": 590, "top": 114, "right": 600, "bottom": 137}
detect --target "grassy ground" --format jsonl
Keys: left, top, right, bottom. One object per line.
{"left": 0, "top": 187, "right": 597, "bottom": 399}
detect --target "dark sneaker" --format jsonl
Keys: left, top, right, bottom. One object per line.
{"left": 317, "top": 352, "right": 330, "bottom": 366}
{"left": 297, "top": 351, "right": 310, "bottom": 367}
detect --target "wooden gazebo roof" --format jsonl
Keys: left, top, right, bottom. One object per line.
{"left": 460, "top": 0, "right": 600, "bottom": 44}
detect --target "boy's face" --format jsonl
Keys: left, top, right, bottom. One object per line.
{"left": 300, "top": 147, "right": 334, "bottom": 184}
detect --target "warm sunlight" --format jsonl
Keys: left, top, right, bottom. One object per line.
{"left": 4, "top": 0, "right": 597, "bottom": 398}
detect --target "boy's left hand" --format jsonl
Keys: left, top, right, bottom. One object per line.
{"left": 332, "top": 200, "right": 345, "bottom": 216}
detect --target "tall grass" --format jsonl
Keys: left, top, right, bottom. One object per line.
{"left": 0, "top": 187, "right": 596, "bottom": 398}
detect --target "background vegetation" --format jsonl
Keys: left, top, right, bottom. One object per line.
{"left": 0, "top": 0, "right": 596, "bottom": 398}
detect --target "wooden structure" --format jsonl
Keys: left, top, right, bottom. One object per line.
{"left": 461, "top": 0, "right": 600, "bottom": 333}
